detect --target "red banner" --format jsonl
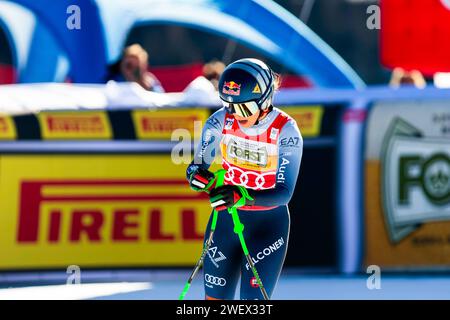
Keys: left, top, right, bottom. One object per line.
{"left": 381, "top": 0, "right": 450, "bottom": 75}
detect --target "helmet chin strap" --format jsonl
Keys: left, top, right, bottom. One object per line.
{"left": 254, "top": 105, "right": 273, "bottom": 126}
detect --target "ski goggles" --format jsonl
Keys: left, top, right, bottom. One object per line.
{"left": 222, "top": 100, "right": 259, "bottom": 118}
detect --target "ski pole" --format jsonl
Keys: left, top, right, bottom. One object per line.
{"left": 228, "top": 205, "right": 270, "bottom": 300}
{"left": 178, "top": 169, "right": 226, "bottom": 300}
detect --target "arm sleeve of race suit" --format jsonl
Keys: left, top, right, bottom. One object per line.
{"left": 248, "top": 119, "right": 303, "bottom": 207}
{"left": 186, "top": 108, "right": 226, "bottom": 180}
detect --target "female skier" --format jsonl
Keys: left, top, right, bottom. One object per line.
{"left": 186, "top": 58, "right": 303, "bottom": 300}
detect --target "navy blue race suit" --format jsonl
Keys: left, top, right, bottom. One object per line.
{"left": 186, "top": 106, "right": 303, "bottom": 299}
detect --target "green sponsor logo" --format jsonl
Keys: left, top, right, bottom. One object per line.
{"left": 399, "top": 153, "right": 450, "bottom": 206}
{"left": 381, "top": 118, "right": 450, "bottom": 243}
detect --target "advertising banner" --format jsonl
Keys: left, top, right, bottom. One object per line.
{"left": 365, "top": 101, "right": 450, "bottom": 268}
{"left": 0, "top": 154, "right": 213, "bottom": 269}
{"left": 0, "top": 114, "right": 16, "bottom": 140}
{"left": 38, "top": 111, "right": 112, "bottom": 140}
{"left": 0, "top": 103, "right": 334, "bottom": 270}
{"left": 133, "top": 109, "right": 209, "bottom": 140}
{"left": 280, "top": 106, "right": 324, "bottom": 138}
{"left": 381, "top": 0, "right": 450, "bottom": 74}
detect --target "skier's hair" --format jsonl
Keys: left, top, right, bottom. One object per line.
{"left": 273, "top": 72, "right": 282, "bottom": 92}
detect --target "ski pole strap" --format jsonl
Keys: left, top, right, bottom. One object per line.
{"left": 234, "top": 185, "right": 254, "bottom": 208}
{"left": 237, "top": 185, "right": 254, "bottom": 201}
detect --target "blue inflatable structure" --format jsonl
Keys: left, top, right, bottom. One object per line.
{"left": 0, "top": 0, "right": 364, "bottom": 88}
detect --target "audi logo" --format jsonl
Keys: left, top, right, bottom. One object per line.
{"left": 223, "top": 160, "right": 276, "bottom": 189}
{"left": 204, "top": 274, "right": 227, "bottom": 286}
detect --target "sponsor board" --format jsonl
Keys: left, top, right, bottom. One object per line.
{"left": 365, "top": 101, "right": 450, "bottom": 267}
{"left": 0, "top": 115, "right": 16, "bottom": 140}
{"left": 133, "top": 109, "right": 209, "bottom": 140}
{"left": 0, "top": 155, "right": 211, "bottom": 269}
{"left": 38, "top": 111, "right": 112, "bottom": 140}
{"left": 280, "top": 106, "right": 323, "bottom": 138}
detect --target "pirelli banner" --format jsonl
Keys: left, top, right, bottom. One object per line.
{"left": 365, "top": 101, "right": 450, "bottom": 268}
{"left": 2, "top": 107, "right": 326, "bottom": 141}
{"left": 0, "top": 105, "right": 333, "bottom": 270}
{"left": 0, "top": 155, "right": 215, "bottom": 269}
{"left": 5, "top": 108, "right": 210, "bottom": 140}
{"left": 0, "top": 114, "right": 16, "bottom": 140}
{"left": 0, "top": 107, "right": 212, "bottom": 270}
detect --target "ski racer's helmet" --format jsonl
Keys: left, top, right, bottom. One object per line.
{"left": 218, "top": 58, "right": 276, "bottom": 117}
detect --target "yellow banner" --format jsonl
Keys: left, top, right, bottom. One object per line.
{"left": 0, "top": 155, "right": 211, "bottom": 269}
{"left": 281, "top": 106, "right": 324, "bottom": 138}
{"left": 133, "top": 108, "right": 209, "bottom": 140}
{"left": 0, "top": 115, "right": 16, "bottom": 140}
{"left": 38, "top": 111, "right": 112, "bottom": 139}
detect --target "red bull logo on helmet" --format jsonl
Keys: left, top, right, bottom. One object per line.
{"left": 222, "top": 81, "right": 241, "bottom": 96}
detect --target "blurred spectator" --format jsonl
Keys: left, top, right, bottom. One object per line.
{"left": 389, "top": 67, "right": 426, "bottom": 89}
{"left": 183, "top": 60, "right": 225, "bottom": 94}
{"left": 107, "top": 44, "right": 165, "bottom": 92}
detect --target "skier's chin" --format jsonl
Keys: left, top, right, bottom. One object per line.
{"left": 238, "top": 119, "right": 249, "bottom": 126}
